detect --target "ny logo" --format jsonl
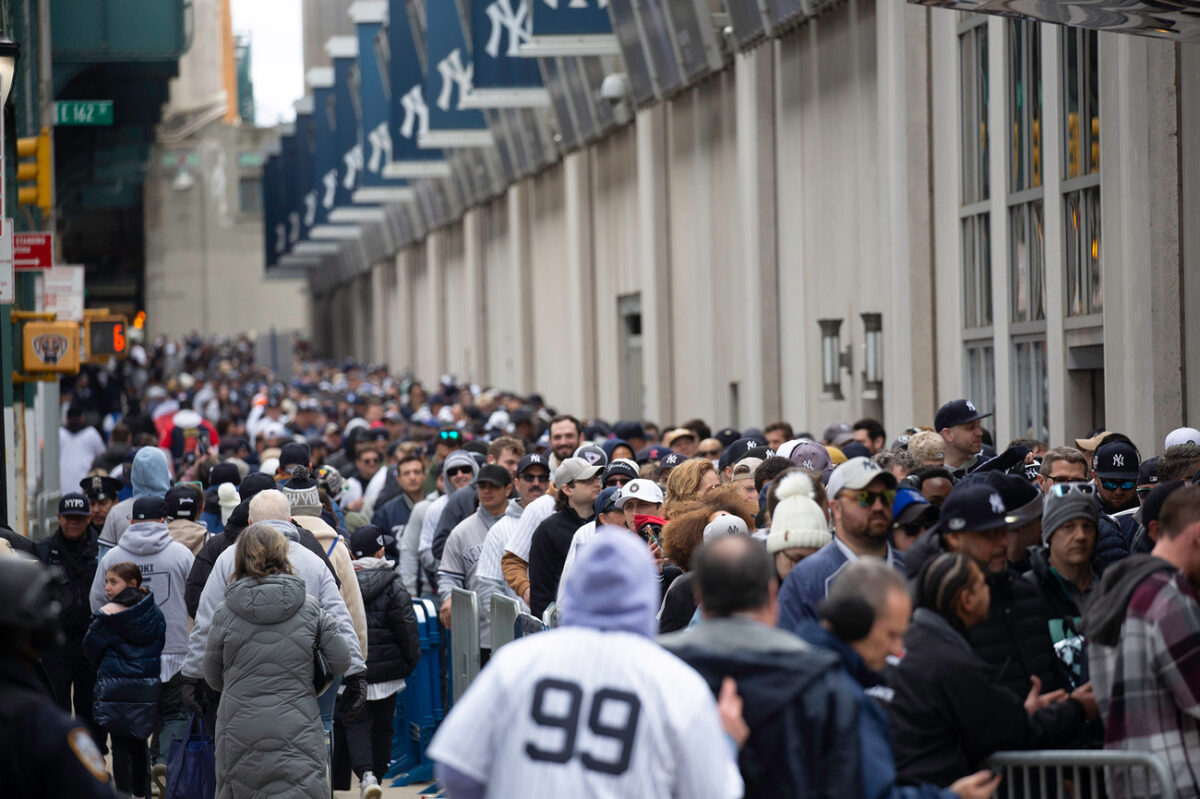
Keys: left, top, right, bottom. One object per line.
{"left": 436, "top": 49, "right": 473, "bottom": 111}
{"left": 304, "top": 191, "right": 318, "bottom": 227}
{"left": 367, "top": 122, "right": 393, "bottom": 173}
{"left": 288, "top": 212, "right": 300, "bottom": 245}
{"left": 1112, "top": 454, "right": 1125, "bottom": 468}
{"left": 342, "top": 144, "right": 364, "bottom": 189}
{"left": 989, "top": 493, "right": 1004, "bottom": 514}
{"left": 966, "top": 400, "right": 977, "bottom": 413}
{"left": 528, "top": 454, "right": 542, "bottom": 463}
{"left": 400, "top": 85, "right": 430, "bottom": 139}
{"left": 275, "top": 223, "right": 287, "bottom": 254}
{"left": 322, "top": 168, "right": 338, "bottom": 209}
{"left": 485, "top": 0, "right": 531, "bottom": 58}
{"left": 800, "top": 459, "right": 815, "bottom": 470}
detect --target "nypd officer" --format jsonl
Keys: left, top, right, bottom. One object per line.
{"left": 35, "top": 492, "right": 105, "bottom": 749}
{"left": 0, "top": 558, "right": 115, "bottom": 796}
{"left": 80, "top": 475, "right": 123, "bottom": 538}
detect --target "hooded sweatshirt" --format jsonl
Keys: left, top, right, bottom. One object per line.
{"left": 183, "top": 518, "right": 365, "bottom": 680}
{"left": 99, "top": 448, "right": 172, "bottom": 550}
{"left": 428, "top": 528, "right": 744, "bottom": 799}
{"left": 90, "top": 520, "right": 194, "bottom": 681}
{"left": 418, "top": 451, "right": 479, "bottom": 576}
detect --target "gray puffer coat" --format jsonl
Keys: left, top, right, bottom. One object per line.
{"left": 203, "top": 574, "right": 351, "bottom": 799}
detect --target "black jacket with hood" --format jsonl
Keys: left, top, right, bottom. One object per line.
{"left": 355, "top": 564, "right": 420, "bottom": 684}
{"left": 886, "top": 608, "right": 1086, "bottom": 788}
{"left": 528, "top": 506, "right": 593, "bottom": 619}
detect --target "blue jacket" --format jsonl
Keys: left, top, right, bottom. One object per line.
{"left": 795, "top": 623, "right": 956, "bottom": 799}
{"left": 1094, "top": 509, "right": 1131, "bottom": 571}
{"left": 82, "top": 590, "right": 166, "bottom": 739}
{"left": 778, "top": 540, "right": 905, "bottom": 631}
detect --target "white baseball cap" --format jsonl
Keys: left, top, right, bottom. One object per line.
{"left": 614, "top": 478, "right": 665, "bottom": 508}
{"left": 826, "top": 456, "right": 898, "bottom": 500}
{"left": 1164, "top": 427, "right": 1200, "bottom": 450}
{"left": 703, "top": 512, "right": 750, "bottom": 543}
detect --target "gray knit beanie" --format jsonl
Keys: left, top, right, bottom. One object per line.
{"left": 1040, "top": 489, "right": 1098, "bottom": 546}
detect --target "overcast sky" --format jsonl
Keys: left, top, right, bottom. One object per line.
{"left": 232, "top": 0, "right": 305, "bottom": 126}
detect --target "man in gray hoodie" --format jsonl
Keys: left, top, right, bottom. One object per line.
{"left": 417, "top": 451, "right": 479, "bottom": 586}
{"left": 99, "top": 447, "right": 172, "bottom": 558}
{"left": 90, "top": 495, "right": 195, "bottom": 768}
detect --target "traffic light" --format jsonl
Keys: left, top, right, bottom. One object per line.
{"left": 86, "top": 316, "right": 129, "bottom": 359}
{"left": 17, "top": 126, "right": 52, "bottom": 213}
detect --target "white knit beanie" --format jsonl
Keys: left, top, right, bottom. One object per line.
{"left": 218, "top": 482, "right": 241, "bottom": 526}
{"left": 766, "top": 472, "right": 832, "bottom": 554}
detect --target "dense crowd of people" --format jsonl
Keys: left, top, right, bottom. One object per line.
{"left": 2, "top": 334, "right": 1199, "bottom": 798}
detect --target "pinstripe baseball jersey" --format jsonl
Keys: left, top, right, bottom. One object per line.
{"left": 503, "top": 493, "right": 555, "bottom": 562}
{"left": 428, "top": 627, "right": 743, "bottom": 799}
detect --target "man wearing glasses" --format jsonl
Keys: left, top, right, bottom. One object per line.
{"left": 777, "top": 457, "right": 902, "bottom": 628}
{"left": 1037, "top": 445, "right": 1130, "bottom": 572}
{"left": 1091, "top": 439, "right": 1141, "bottom": 517}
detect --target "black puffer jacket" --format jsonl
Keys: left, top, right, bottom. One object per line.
{"left": 969, "top": 566, "right": 1071, "bottom": 696}
{"left": 528, "top": 507, "right": 593, "bottom": 619}
{"left": 1093, "top": 511, "right": 1130, "bottom": 572}
{"left": 355, "top": 564, "right": 420, "bottom": 684}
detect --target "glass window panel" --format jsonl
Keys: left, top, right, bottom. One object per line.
{"left": 962, "top": 213, "right": 993, "bottom": 329}
{"left": 966, "top": 343, "right": 996, "bottom": 417}
{"left": 1012, "top": 339, "right": 1048, "bottom": 441}
{"left": 1008, "top": 21, "right": 1041, "bottom": 192}
{"left": 1064, "top": 187, "right": 1101, "bottom": 316}
{"left": 959, "top": 25, "right": 990, "bottom": 204}
{"left": 1063, "top": 28, "right": 1098, "bottom": 180}
{"left": 1009, "top": 201, "right": 1045, "bottom": 323}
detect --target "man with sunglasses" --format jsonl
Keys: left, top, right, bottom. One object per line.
{"left": 431, "top": 438, "right": 526, "bottom": 563}
{"left": 477, "top": 454, "right": 553, "bottom": 614}
{"left": 602, "top": 458, "right": 639, "bottom": 490}
{"left": 777, "top": 457, "right": 902, "bottom": 629}
{"left": 1092, "top": 439, "right": 1140, "bottom": 516}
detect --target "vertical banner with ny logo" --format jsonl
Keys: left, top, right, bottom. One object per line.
{"left": 352, "top": 2, "right": 414, "bottom": 200}
{"left": 292, "top": 99, "right": 319, "bottom": 240}
{"left": 463, "top": 0, "right": 547, "bottom": 107}
{"left": 262, "top": 152, "right": 283, "bottom": 268}
{"left": 279, "top": 129, "right": 304, "bottom": 250}
{"left": 422, "top": 0, "right": 493, "bottom": 147}
{"left": 329, "top": 37, "right": 364, "bottom": 211}
{"left": 309, "top": 68, "right": 339, "bottom": 228}
{"left": 386, "top": 0, "right": 450, "bottom": 176}
{"left": 530, "top": 0, "right": 614, "bottom": 41}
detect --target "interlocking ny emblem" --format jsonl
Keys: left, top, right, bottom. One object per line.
{"left": 1111, "top": 454, "right": 1125, "bottom": 468}
{"left": 304, "top": 191, "right": 318, "bottom": 227}
{"left": 342, "top": 144, "right": 363, "bottom": 189}
{"left": 989, "top": 493, "right": 1004, "bottom": 514}
{"left": 966, "top": 400, "right": 977, "bottom": 413}
{"left": 367, "top": 122, "right": 393, "bottom": 172}
{"left": 400, "top": 85, "right": 430, "bottom": 139}
{"left": 528, "top": 454, "right": 542, "bottom": 463}
{"left": 436, "top": 49, "right": 473, "bottom": 111}
{"left": 486, "top": 0, "right": 531, "bottom": 58}
{"left": 322, "top": 168, "right": 338, "bottom": 209}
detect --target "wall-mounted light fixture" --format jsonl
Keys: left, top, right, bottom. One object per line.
{"left": 819, "top": 318, "right": 849, "bottom": 400}
{"left": 862, "top": 312, "right": 883, "bottom": 400}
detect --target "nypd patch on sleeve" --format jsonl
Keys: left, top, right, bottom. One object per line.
{"left": 67, "top": 727, "right": 110, "bottom": 783}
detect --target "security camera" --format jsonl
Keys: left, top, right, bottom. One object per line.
{"left": 600, "top": 73, "right": 629, "bottom": 105}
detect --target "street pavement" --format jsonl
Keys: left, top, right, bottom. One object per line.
{"left": 336, "top": 778, "right": 439, "bottom": 798}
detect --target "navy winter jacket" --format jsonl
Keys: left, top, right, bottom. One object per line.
{"left": 355, "top": 563, "right": 420, "bottom": 684}
{"left": 82, "top": 590, "right": 166, "bottom": 739}
{"left": 795, "top": 623, "right": 956, "bottom": 799}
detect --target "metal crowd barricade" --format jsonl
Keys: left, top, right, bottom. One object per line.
{"left": 987, "top": 750, "right": 1176, "bottom": 799}
{"left": 450, "top": 588, "right": 480, "bottom": 702}
{"left": 515, "top": 612, "right": 547, "bottom": 637}
{"left": 491, "top": 594, "right": 522, "bottom": 652}
{"left": 385, "top": 597, "right": 443, "bottom": 786}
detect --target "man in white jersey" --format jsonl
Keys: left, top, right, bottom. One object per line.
{"left": 429, "top": 528, "right": 746, "bottom": 799}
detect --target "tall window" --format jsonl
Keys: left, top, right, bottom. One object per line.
{"left": 1012, "top": 338, "right": 1048, "bottom": 440}
{"left": 1008, "top": 21, "right": 1045, "bottom": 324}
{"left": 960, "top": 14, "right": 992, "bottom": 411}
{"left": 1062, "top": 27, "right": 1101, "bottom": 317}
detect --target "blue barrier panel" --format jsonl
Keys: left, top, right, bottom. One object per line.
{"left": 387, "top": 598, "right": 444, "bottom": 786}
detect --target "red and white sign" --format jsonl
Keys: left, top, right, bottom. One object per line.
{"left": 0, "top": 219, "right": 14, "bottom": 303}
{"left": 14, "top": 232, "right": 53, "bottom": 270}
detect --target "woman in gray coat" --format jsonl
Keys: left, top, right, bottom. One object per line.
{"left": 203, "top": 524, "right": 351, "bottom": 798}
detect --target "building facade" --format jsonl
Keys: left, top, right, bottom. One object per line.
{"left": 303, "top": 0, "right": 1200, "bottom": 451}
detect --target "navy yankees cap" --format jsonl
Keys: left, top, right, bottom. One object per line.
{"left": 1093, "top": 440, "right": 1139, "bottom": 481}
{"left": 934, "top": 399, "right": 993, "bottom": 432}
{"left": 58, "top": 492, "right": 91, "bottom": 517}
{"left": 517, "top": 452, "right": 551, "bottom": 474}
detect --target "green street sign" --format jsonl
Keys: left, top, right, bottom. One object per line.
{"left": 55, "top": 100, "right": 114, "bottom": 126}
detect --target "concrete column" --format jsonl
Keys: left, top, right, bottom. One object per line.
{"left": 370, "top": 261, "right": 388, "bottom": 365}
{"left": 1101, "top": 34, "right": 1183, "bottom": 450}
{"left": 463, "top": 209, "right": 486, "bottom": 383}
{"left": 507, "top": 182, "right": 534, "bottom": 392}
{"left": 1183, "top": 45, "right": 1200, "bottom": 427}
{"left": 392, "top": 249, "right": 413, "bottom": 373}
{"left": 427, "top": 231, "right": 447, "bottom": 376}
{"left": 736, "top": 45, "right": 780, "bottom": 426}
{"left": 1040, "top": 28, "right": 1069, "bottom": 443}
{"left": 876, "top": 2, "right": 935, "bottom": 431}
{"left": 635, "top": 106, "right": 673, "bottom": 422}
{"left": 986, "top": 17, "right": 1012, "bottom": 447}
{"left": 563, "top": 151, "right": 597, "bottom": 416}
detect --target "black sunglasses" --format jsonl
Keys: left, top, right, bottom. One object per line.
{"left": 521, "top": 472, "right": 551, "bottom": 484}
{"left": 446, "top": 466, "right": 474, "bottom": 478}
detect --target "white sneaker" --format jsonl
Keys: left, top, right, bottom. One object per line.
{"left": 360, "top": 771, "right": 383, "bottom": 799}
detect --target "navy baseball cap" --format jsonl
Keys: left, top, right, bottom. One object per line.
{"left": 164, "top": 485, "right": 200, "bottom": 521}
{"left": 1093, "top": 440, "right": 1140, "bottom": 481}
{"left": 603, "top": 459, "right": 639, "bottom": 483}
{"left": 279, "top": 441, "right": 311, "bottom": 471}
{"left": 613, "top": 421, "right": 647, "bottom": 441}
{"left": 659, "top": 452, "right": 685, "bottom": 470}
{"left": 1137, "top": 457, "right": 1159, "bottom": 488}
{"left": 934, "top": 399, "right": 993, "bottom": 432}
{"left": 933, "top": 483, "right": 1009, "bottom": 534}
{"left": 594, "top": 486, "right": 621, "bottom": 516}
{"left": 58, "top": 492, "right": 91, "bottom": 517}
{"left": 718, "top": 437, "right": 767, "bottom": 473}
{"left": 132, "top": 496, "right": 168, "bottom": 521}
{"left": 517, "top": 453, "right": 551, "bottom": 474}
{"left": 349, "top": 524, "right": 395, "bottom": 558}
{"left": 573, "top": 443, "right": 608, "bottom": 469}
{"left": 714, "top": 427, "right": 741, "bottom": 447}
